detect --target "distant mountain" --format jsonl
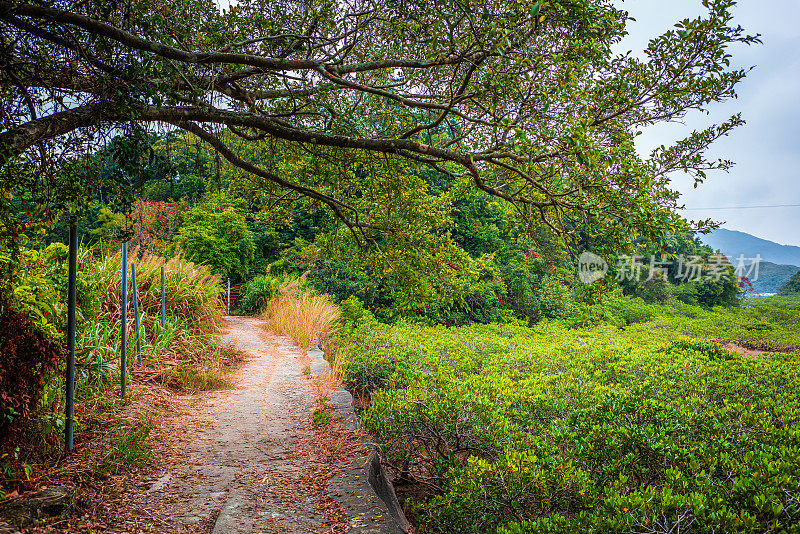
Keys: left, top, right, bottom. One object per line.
{"left": 699, "top": 229, "right": 800, "bottom": 292}
{"left": 700, "top": 228, "right": 800, "bottom": 267}
{"left": 749, "top": 261, "right": 800, "bottom": 294}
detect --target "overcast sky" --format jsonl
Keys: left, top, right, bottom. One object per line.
{"left": 212, "top": 0, "right": 798, "bottom": 244}
{"left": 619, "top": 0, "right": 800, "bottom": 246}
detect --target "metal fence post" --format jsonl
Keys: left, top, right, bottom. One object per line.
{"left": 131, "top": 262, "right": 142, "bottom": 364}
{"left": 65, "top": 216, "right": 77, "bottom": 453}
{"left": 161, "top": 265, "right": 166, "bottom": 327}
{"left": 120, "top": 243, "right": 128, "bottom": 398}
{"left": 227, "top": 278, "right": 231, "bottom": 315}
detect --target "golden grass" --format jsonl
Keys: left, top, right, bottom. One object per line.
{"left": 262, "top": 278, "right": 349, "bottom": 380}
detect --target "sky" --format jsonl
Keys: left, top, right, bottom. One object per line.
{"left": 210, "top": 0, "right": 799, "bottom": 245}
{"left": 618, "top": 0, "right": 800, "bottom": 246}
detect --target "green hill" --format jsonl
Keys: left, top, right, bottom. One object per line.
{"left": 750, "top": 261, "right": 800, "bottom": 293}
{"left": 779, "top": 269, "right": 800, "bottom": 295}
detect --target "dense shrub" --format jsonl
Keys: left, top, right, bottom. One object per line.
{"left": 238, "top": 273, "right": 284, "bottom": 315}
{"left": 346, "top": 309, "right": 800, "bottom": 534}
{"left": 606, "top": 295, "right": 660, "bottom": 325}
{"left": 339, "top": 295, "right": 372, "bottom": 327}
{"left": 633, "top": 272, "right": 672, "bottom": 303}
{"left": 497, "top": 251, "right": 577, "bottom": 324}
{"left": 173, "top": 204, "right": 255, "bottom": 280}
{"left": 0, "top": 293, "right": 62, "bottom": 459}
{"left": 3, "top": 243, "right": 229, "bottom": 440}
{"left": 619, "top": 255, "right": 741, "bottom": 308}
{"left": 694, "top": 275, "right": 741, "bottom": 307}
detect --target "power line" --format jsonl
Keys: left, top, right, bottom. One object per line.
{"left": 681, "top": 203, "right": 800, "bottom": 211}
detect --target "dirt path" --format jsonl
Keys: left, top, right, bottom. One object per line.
{"left": 95, "top": 316, "right": 402, "bottom": 534}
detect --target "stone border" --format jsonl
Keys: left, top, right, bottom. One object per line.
{"left": 307, "top": 348, "right": 412, "bottom": 534}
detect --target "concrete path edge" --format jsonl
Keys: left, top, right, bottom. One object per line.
{"left": 308, "top": 347, "right": 413, "bottom": 534}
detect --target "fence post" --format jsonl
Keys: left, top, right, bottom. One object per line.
{"left": 132, "top": 262, "right": 142, "bottom": 364}
{"left": 120, "top": 243, "right": 128, "bottom": 398}
{"left": 161, "top": 265, "right": 166, "bottom": 327}
{"left": 227, "top": 278, "right": 231, "bottom": 315}
{"left": 65, "top": 216, "right": 77, "bottom": 453}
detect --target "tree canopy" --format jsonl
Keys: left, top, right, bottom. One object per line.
{"left": 0, "top": 0, "right": 758, "bottom": 254}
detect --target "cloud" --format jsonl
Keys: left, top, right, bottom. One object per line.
{"left": 618, "top": 0, "right": 800, "bottom": 245}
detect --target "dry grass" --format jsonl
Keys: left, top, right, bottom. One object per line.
{"left": 261, "top": 278, "right": 349, "bottom": 380}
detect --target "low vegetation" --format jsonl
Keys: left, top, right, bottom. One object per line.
{"left": 262, "top": 278, "right": 348, "bottom": 378}
{"left": 345, "top": 295, "right": 800, "bottom": 533}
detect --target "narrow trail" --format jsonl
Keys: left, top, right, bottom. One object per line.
{"left": 105, "top": 316, "right": 402, "bottom": 534}
{"left": 202, "top": 316, "right": 322, "bottom": 533}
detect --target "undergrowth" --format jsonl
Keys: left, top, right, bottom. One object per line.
{"left": 345, "top": 298, "right": 800, "bottom": 533}
{"left": 262, "top": 277, "right": 348, "bottom": 379}
{"left": 1, "top": 243, "right": 243, "bottom": 502}
{"left": 93, "top": 419, "right": 154, "bottom": 476}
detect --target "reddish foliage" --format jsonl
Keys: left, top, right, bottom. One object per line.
{"left": 0, "top": 291, "right": 63, "bottom": 454}
{"left": 129, "top": 200, "right": 182, "bottom": 254}
{"left": 738, "top": 276, "right": 755, "bottom": 293}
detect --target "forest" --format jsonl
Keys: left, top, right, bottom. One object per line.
{"left": 1, "top": 0, "right": 799, "bottom": 532}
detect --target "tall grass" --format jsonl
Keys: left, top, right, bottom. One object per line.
{"left": 262, "top": 278, "right": 348, "bottom": 379}
{"left": 94, "top": 248, "right": 224, "bottom": 330}
{"left": 73, "top": 247, "right": 238, "bottom": 391}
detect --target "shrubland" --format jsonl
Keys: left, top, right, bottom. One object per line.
{"left": 344, "top": 295, "right": 800, "bottom": 533}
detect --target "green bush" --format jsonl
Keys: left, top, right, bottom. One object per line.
{"left": 672, "top": 280, "right": 700, "bottom": 304}
{"left": 238, "top": 273, "right": 283, "bottom": 315}
{"left": 347, "top": 314, "right": 800, "bottom": 534}
{"left": 339, "top": 295, "right": 374, "bottom": 327}
{"left": 0, "top": 292, "right": 62, "bottom": 463}
{"left": 496, "top": 251, "right": 577, "bottom": 324}
{"left": 634, "top": 273, "right": 673, "bottom": 303}
{"left": 173, "top": 204, "right": 255, "bottom": 280}
{"left": 606, "top": 295, "right": 660, "bottom": 325}
{"left": 695, "top": 275, "right": 741, "bottom": 308}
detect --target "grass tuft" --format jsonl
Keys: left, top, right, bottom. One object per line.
{"left": 261, "top": 278, "right": 349, "bottom": 380}
{"left": 94, "top": 419, "right": 154, "bottom": 476}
